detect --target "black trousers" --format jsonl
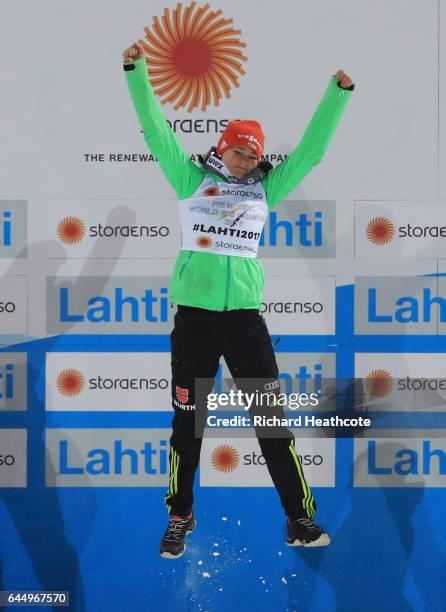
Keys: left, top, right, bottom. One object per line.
{"left": 164, "top": 305, "right": 316, "bottom": 522}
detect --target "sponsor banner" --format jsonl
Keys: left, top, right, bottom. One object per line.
{"left": 259, "top": 201, "right": 335, "bottom": 258}
{"left": 0, "top": 201, "right": 27, "bottom": 258}
{"left": 0, "top": 353, "right": 27, "bottom": 411}
{"left": 355, "top": 201, "right": 446, "bottom": 259}
{"left": 354, "top": 433, "right": 446, "bottom": 487}
{"left": 47, "top": 200, "right": 178, "bottom": 258}
{"left": 355, "top": 353, "right": 446, "bottom": 412}
{"left": 355, "top": 276, "right": 439, "bottom": 335}
{"left": 261, "top": 276, "right": 335, "bottom": 335}
{"left": 0, "top": 429, "right": 27, "bottom": 487}
{"left": 179, "top": 179, "right": 267, "bottom": 259}
{"left": 45, "top": 428, "right": 170, "bottom": 487}
{"left": 46, "top": 276, "right": 172, "bottom": 334}
{"left": 45, "top": 353, "right": 171, "bottom": 411}
{"left": 219, "top": 352, "right": 336, "bottom": 410}
{"left": 199, "top": 433, "right": 335, "bottom": 487}
{"left": 0, "top": 276, "right": 28, "bottom": 339}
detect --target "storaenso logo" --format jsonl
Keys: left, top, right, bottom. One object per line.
{"left": 140, "top": 2, "right": 247, "bottom": 113}
{"left": 57, "top": 369, "right": 86, "bottom": 397}
{"left": 365, "top": 369, "right": 446, "bottom": 395}
{"left": 398, "top": 224, "right": 446, "bottom": 238}
{"left": 366, "top": 217, "right": 395, "bottom": 245}
{"left": 243, "top": 452, "right": 323, "bottom": 466}
{"left": 204, "top": 187, "right": 220, "bottom": 197}
{"left": 260, "top": 301, "right": 323, "bottom": 314}
{"left": 56, "top": 369, "right": 168, "bottom": 394}
{"left": 397, "top": 377, "right": 446, "bottom": 391}
{"left": 221, "top": 188, "right": 263, "bottom": 200}
{"left": 201, "top": 437, "right": 335, "bottom": 487}
{"left": 89, "top": 226, "right": 169, "bottom": 238}
{"left": 211, "top": 444, "right": 240, "bottom": 473}
{"left": 365, "top": 369, "right": 394, "bottom": 397}
{"left": 82, "top": 376, "right": 166, "bottom": 391}
{"left": 209, "top": 446, "right": 323, "bottom": 470}
{"left": 57, "top": 216, "right": 169, "bottom": 244}
{"left": 366, "top": 216, "right": 446, "bottom": 245}
{"left": 356, "top": 203, "right": 446, "bottom": 260}
{"left": 57, "top": 217, "right": 86, "bottom": 245}
{"left": 166, "top": 118, "right": 230, "bottom": 134}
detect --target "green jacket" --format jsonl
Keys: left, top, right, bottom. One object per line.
{"left": 124, "top": 57, "right": 353, "bottom": 311}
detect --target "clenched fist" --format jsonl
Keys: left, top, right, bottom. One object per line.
{"left": 335, "top": 70, "right": 354, "bottom": 89}
{"left": 122, "top": 42, "right": 145, "bottom": 62}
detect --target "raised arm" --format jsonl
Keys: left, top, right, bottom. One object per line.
{"left": 122, "top": 43, "right": 204, "bottom": 199}
{"left": 263, "top": 71, "right": 355, "bottom": 210}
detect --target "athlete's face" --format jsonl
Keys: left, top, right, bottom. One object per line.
{"left": 222, "top": 145, "right": 259, "bottom": 179}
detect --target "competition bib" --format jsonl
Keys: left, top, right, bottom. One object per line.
{"left": 179, "top": 181, "right": 268, "bottom": 258}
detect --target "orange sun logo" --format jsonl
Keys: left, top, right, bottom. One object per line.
{"left": 56, "top": 369, "right": 86, "bottom": 397}
{"left": 365, "top": 369, "right": 394, "bottom": 397}
{"left": 196, "top": 235, "right": 213, "bottom": 248}
{"left": 211, "top": 444, "right": 240, "bottom": 472}
{"left": 139, "top": 2, "right": 248, "bottom": 112}
{"left": 57, "top": 216, "right": 86, "bottom": 245}
{"left": 366, "top": 216, "right": 395, "bottom": 245}
{"left": 204, "top": 186, "right": 220, "bottom": 196}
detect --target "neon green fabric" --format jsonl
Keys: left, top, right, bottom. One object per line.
{"left": 124, "top": 57, "right": 354, "bottom": 311}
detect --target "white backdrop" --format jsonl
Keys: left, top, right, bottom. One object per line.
{"left": 0, "top": 0, "right": 443, "bottom": 340}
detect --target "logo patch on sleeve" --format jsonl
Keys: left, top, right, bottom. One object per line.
{"left": 175, "top": 386, "right": 189, "bottom": 403}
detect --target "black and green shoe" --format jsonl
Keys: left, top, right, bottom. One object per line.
{"left": 159, "top": 514, "right": 196, "bottom": 559}
{"left": 286, "top": 517, "right": 331, "bottom": 547}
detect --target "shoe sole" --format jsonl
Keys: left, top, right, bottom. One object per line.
{"left": 286, "top": 533, "right": 331, "bottom": 548}
{"left": 160, "top": 520, "right": 197, "bottom": 559}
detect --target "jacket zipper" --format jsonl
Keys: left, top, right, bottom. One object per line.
{"left": 178, "top": 251, "right": 193, "bottom": 280}
{"left": 223, "top": 256, "right": 231, "bottom": 310}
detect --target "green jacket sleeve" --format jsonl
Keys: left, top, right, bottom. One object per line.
{"left": 123, "top": 57, "right": 204, "bottom": 199}
{"left": 262, "top": 76, "right": 354, "bottom": 210}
